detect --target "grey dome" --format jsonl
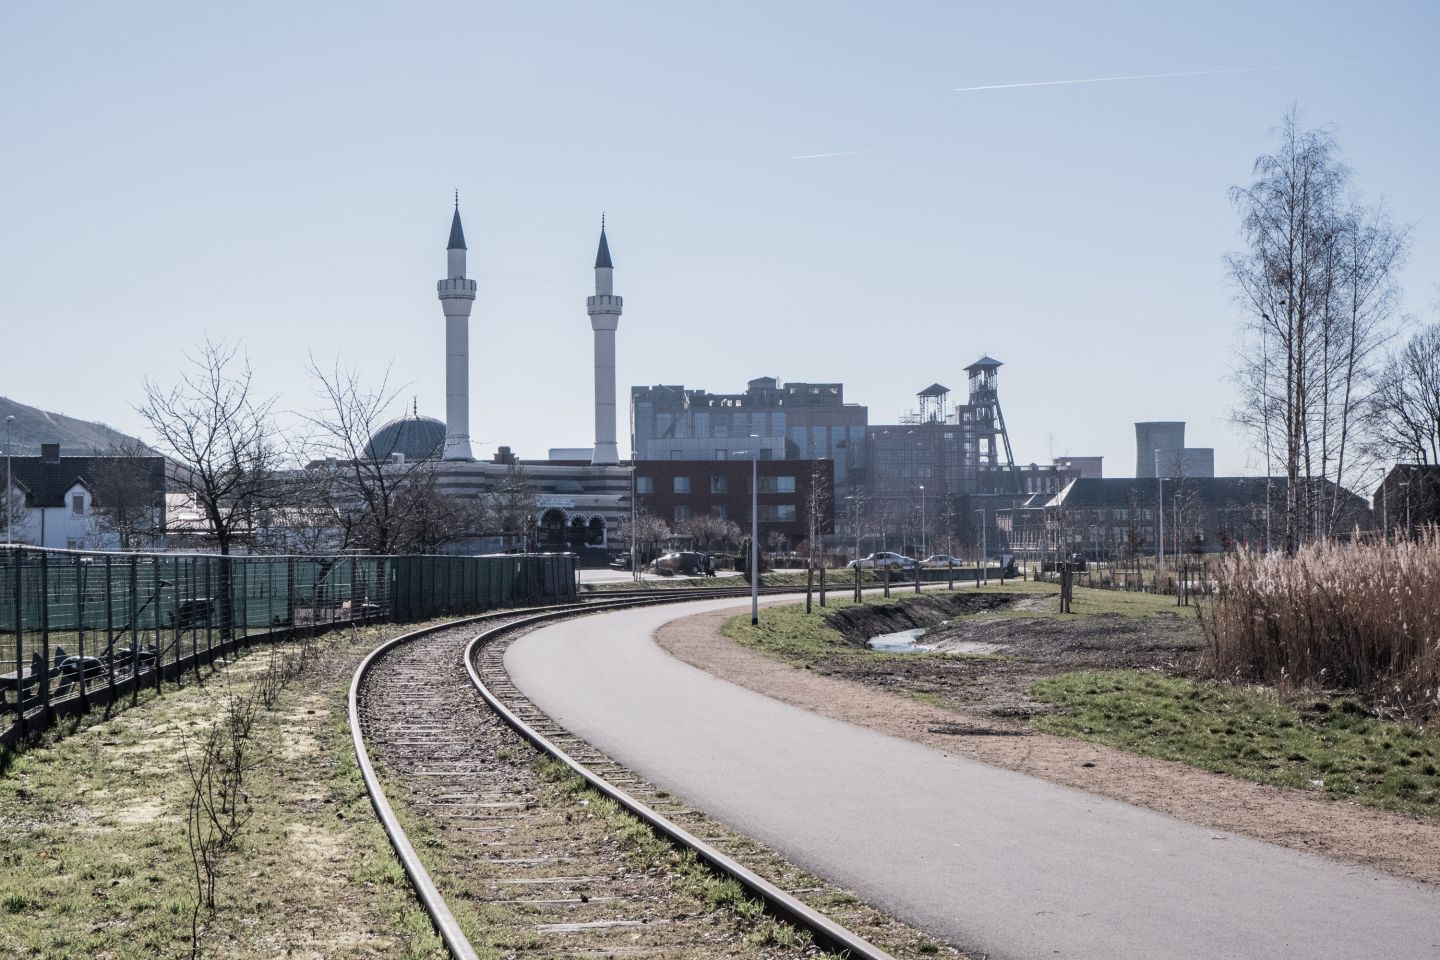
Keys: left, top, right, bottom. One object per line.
{"left": 365, "top": 415, "right": 446, "bottom": 462}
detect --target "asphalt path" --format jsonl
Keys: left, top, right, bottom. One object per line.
{"left": 504, "top": 597, "right": 1440, "bottom": 960}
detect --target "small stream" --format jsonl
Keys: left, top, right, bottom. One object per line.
{"left": 866, "top": 627, "right": 934, "bottom": 653}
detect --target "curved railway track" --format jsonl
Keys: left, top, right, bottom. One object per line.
{"left": 350, "top": 593, "right": 901, "bottom": 960}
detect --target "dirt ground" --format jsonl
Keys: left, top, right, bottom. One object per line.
{"left": 818, "top": 594, "right": 1205, "bottom": 723}
{"left": 657, "top": 604, "right": 1440, "bottom": 887}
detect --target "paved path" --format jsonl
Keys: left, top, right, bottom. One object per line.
{"left": 505, "top": 598, "right": 1440, "bottom": 960}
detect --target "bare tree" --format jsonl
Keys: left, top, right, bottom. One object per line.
{"left": 138, "top": 339, "right": 279, "bottom": 555}
{"left": 388, "top": 465, "right": 488, "bottom": 554}
{"left": 489, "top": 463, "right": 539, "bottom": 548}
{"left": 677, "top": 513, "right": 741, "bottom": 552}
{"left": 87, "top": 439, "right": 166, "bottom": 549}
{"left": 1228, "top": 107, "right": 1407, "bottom": 551}
{"left": 1371, "top": 321, "right": 1440, "bottom": 464}
{"left": 295, "top": 358, "right": 466, "bottom": 554}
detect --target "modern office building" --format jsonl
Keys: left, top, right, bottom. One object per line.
{"left": 631, "top": 378, "right": 867, "bottom": 510}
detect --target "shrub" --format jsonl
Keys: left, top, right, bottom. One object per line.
{"left": 1204, "top": 529, "right": 1440, "bottom": 719}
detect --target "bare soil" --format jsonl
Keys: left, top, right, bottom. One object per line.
{"left": 657, "top": 605, "right": 1440, "bottom": 887}
{"left": 822, "top": 595, "right": 1204, "bottom": 721}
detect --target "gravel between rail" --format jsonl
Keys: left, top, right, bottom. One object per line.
{"left": 356, "top": 608, "right": 961, "bottom": 959}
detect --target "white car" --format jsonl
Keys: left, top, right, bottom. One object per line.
{"left": 921, "top": 554, "right": 966, "bottom": 567}
{"left": 847, "top": 552, "right": 916, "bottom": 570}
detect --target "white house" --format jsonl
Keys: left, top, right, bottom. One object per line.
{"left": 2, "top": 444, "right": 166, "bottom": 550}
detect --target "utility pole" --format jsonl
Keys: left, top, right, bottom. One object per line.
{"left": 3, "top": 415, "right": 14, "bottom": 546}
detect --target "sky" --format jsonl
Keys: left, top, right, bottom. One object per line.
{"left": 2, "top": 1, "right": 1436, "bottom": 479}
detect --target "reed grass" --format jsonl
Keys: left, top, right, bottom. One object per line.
{"left": 1205, "top": 529, "right": 1440, "bottom": 719}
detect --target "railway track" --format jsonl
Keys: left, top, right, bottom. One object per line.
{"left": 350, "top": 595, "right": 907, "bottom": 960}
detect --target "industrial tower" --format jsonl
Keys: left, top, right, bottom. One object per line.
{"left": 587, "top": 219, "right": 623, "bottom": 465}
{"left": 965, "top": 355, "right": 1016, "bottom": 482}
{"left": 437, "top": 200, "right": 476, "bottom": 461}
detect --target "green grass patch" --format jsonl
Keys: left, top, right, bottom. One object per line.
{"left": 1031, "top": 670, "right": 1440, "bottom": 819}
{"left": 721, "top": 581, "right": 1185, "bottom": 669}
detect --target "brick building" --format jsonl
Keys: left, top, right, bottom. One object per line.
{"left": 634, "top": 459, "right": 833, "bottom": 548}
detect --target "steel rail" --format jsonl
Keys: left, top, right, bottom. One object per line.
{"left": 348, "top": 595, "right": 693, "bottom": 960}
{"left": 462, "top": 610, "right": 902, "bottom": 960}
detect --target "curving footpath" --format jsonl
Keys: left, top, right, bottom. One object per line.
{"left": 504, "top": 596, "right": 1440, "bottom": 960}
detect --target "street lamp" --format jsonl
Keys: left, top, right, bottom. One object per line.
{"left": 1399, "top": 480, "right": 1412, "bottom": 539}
{"left": 3, "top": 415, "right": 14, "bottom": 546}
{"left": 1157, "top": 475, "right": 1168, "bottom": 574}
{"left": 732, "top": 435, "right": 760, "bottom": 626}
{"left": 844, "top": 494, "right": 862, "bottom": 562}
{"left": 918, "top": 484, "right": 926, "bottom": 559}
{"left": 973, "top": 507, "right": 987, "bottom": 586}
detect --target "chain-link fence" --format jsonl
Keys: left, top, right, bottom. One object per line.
{"left": 0, "top": 546, "right": 576, "bottom": 745}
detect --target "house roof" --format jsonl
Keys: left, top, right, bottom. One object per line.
{"left": 6, "top": 456, "right": 166, "bottom": 508}
{"left": 917, "top": 383, "right": 950, "bottom": 397}
{"left": 1052, "top": 476, "right": 1369, "bottom": 511}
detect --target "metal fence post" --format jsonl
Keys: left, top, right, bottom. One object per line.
{"left": 39, "top": 551, "right": 51, "bottom": 722}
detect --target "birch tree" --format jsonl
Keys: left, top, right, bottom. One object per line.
{"left": 1228, "top": 107, "right": 1406, "bottom": 550}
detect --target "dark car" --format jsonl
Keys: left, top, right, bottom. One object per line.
{"left": 651, "top": 551, "right": 707, "bottom": 576}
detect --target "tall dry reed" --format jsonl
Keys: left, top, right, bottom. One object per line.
{"left": 1205, "top": 528, "right": 1440, "bottom": 719}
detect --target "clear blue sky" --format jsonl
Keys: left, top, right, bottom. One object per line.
{"left": 2, "top": 1, "right": 1435, "bottom": 477}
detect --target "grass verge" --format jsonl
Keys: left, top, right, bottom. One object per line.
{"left": 0, "top": 625, "right": 449, "bottom": 959}
{"left": 1031, "top": 670, "right": 1440, "bottom": 819}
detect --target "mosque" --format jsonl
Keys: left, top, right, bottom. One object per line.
{"left": 365, "top": 203, "right": 631, "bottom": 551}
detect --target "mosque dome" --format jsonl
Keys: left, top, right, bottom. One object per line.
{"left": 365, "top": 414, "right": 446, "bottom": 462}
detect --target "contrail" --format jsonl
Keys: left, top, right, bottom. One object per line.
{"left": 953, "top": 56, "right": 1427, "bottom": 93}
{"left": 792, "top": 149, "right": 872, "bottom": 159}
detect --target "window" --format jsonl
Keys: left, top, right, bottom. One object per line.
{"left": 757, "top": 476, "right": 796, "bottom": 494}
{"left": 716, "top": 449, "right": 728, "bottom": 461}
{"left": 673, "top": 476, "right": 691, "bottom": 494}
{"left": 71, "top": 495, "right": 85, "bottom": 516}
{"left": 759, "top": 449, "right": 774, "bottom": 460}
{"left": 710, "top": 475, "right": 728, "bottom": 494}
{"left": 710, "top": 505, "right": 728, "bottom": 519}
{"left": 674, "top": 505, "right": 692, "bottom": 522}
{"left": 670, "top": 450, "right": 684, "bottom": 460}
{"left": 636, "top": 476, "right": 654, "bottom": 494}
{"left": 760, "top": 504, "right": 796, "bottom": 522}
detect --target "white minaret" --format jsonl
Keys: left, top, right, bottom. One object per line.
{"left": 588, "top": 218, "right": 623, "bottom": 465}
{"left": 437, "top": 198, "right": 476, "bottom": 461}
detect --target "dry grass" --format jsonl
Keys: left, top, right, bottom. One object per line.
{"left": 1205, "top": 530, "right": 1440, "bottom": 719}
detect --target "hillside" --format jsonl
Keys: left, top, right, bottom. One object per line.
{"left": 0, "top": 395, "right": 150, "bottom": 455}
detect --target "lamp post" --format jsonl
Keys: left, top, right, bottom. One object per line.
{"left": 918, "top": 484, "right": 926, "bottom": 559}
{"left": 1400, "top": 480, "right": 1412, "bottom": 539}
{"left": 3, "top": 415, "right": 14, "bottom": 546}
{"left": 733, "top": 436, "right": 760, "bottom": 626}
{"left": 973, "top": 507, "right": 987, "bottom": 586}
{"left": 1377, "top": 466, "right": 1389, "bottom": 542}
{"left": 1157, "top": 475, "right": 1166, "bottom": 574}
{"left": 845, "top": 494, "right": 861, "bottom": 562}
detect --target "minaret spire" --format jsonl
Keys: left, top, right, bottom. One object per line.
{"left": 437, "top": 200, "right": 477, "bottom": 461}
{"left": 587, "top": 216, "right": 623, "bottom": 465}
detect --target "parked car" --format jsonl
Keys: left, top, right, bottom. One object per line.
{"left": 847, "top": 552, "right": 916, "bottom": 570}
{"left": 921, "top": 554, "right": 966, "bottom": 567}
{"left": 651, "top": 551, "right": 708, "bottom": 576}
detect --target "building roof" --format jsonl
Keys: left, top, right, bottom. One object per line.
{"left": 5, "top": 456, "right": 166, "bottom": 508}
{"left": 365, "top": 415, "right": 447, "bottom": 462}
{"left": 447, "top": 208, "right": 467, "bottom": 250}
{"left": 917, "top": 383, "right": 950, "bottom": 397}
{"left": 964, "top": 355, "right": 1002, "bottom": 372}
{"left": 1052, "top": 476, "right": 1368, "bottom": 511}
{"left": 594, "top": 226, "right": 612, "bottom": 269}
